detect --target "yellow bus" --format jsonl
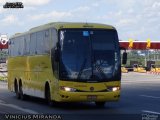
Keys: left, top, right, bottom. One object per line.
{"left": 8, "top": 22, "right": 125, "bottom": 106}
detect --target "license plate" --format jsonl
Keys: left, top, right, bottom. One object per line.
{"left": 87, "top": 95, "right": 97, "bottom": 101}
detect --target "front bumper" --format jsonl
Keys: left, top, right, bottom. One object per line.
{"left": 55, "top": 91, "right": 120, "bottom": 102}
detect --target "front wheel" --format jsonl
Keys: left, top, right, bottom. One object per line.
{"left": 45, "top": 85, "right": 54, "bottom": 106}
{"left": 95, "top": 102, "right": 106, "bottom": 107}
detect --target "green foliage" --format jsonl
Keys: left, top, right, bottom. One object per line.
{"left": 121, "top": 50, "right": 160, "bottom": 67}
{"left": 0, "top": 76, "right": 7, "bottom": 81}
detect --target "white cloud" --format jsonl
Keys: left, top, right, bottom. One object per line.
{"left": 117, "top": 19, "right": 136, "bottom": 28}
{"left": 128, "top": 9, "right": 134, "bottom": 14}
{"left": 23, "top": 6, "right": 37, "bottom": 11}
{"left": 0, "top": 7, "right": 7, "bottom": 14}
{"left": 0, "top": 0, "right": 50, "bottom": 5}
{"left": 0, "top": 0, "right": 5, "bottom": 4}
{"left": 1, "top": 15, "right": 18, "bottom": 25}
{"left": 20, "top": 0, "right": 51, "bottom": 6}
{"left": 71, "top": 6, "right": 90, "bottom": 13}
{"left": 30, "top": 6, "right": 91, "bottom": 22}
{"left": 94, "top": 0, "right": 160, "bottom": 40}
{"left": 92, "top": 3, "right": 99, "bottom": 7}
{"left": 30, "top": 11, "right": 72, "bottom": 21}
{"left": 0, "top": 0, "right": 160, "bottom": 40}
{"left": 152, "top": 1, "right": 160, "bottom": 8}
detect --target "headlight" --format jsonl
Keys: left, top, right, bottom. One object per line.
{"left": 112, "top": 87, "right": 120, "bottom": 92}
{"left": 60, "top": 86, "right": 77, "bottom": 92}
{"left": 108, "top": 87, "right": 120, "bottom": 92}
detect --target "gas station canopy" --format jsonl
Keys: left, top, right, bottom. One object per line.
{"left": 119, "top": 40, "right": 160, "bottom": 50}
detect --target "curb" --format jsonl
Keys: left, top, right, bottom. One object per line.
{"left": 147, "top": 71, "right": 160, "bottom": 75}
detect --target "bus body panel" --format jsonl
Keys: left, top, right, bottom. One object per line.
{"left": 8, "top": 55, "right": 56, "bottom": 98}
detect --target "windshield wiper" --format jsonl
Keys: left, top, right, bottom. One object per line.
{"left": 77, "top": 58, "right": 87, "bottom": 79}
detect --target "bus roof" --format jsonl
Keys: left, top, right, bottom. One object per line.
{"left": 10, "top": 22, "right": 115, "bottom": 39}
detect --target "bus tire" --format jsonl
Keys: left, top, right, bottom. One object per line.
{"left": 14, "top": 80, "right": 20, "bottom": 99}
{"left": 19, "top": 80, "right": 26, "bottom": 100}
{"left": 95, "top": 102, "right": 106, "bottom": 107}
{"left": 45, "top": 83, "right": 53, "bottom": 106}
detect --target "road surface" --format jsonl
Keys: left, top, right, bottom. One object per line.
{"left": 0, "top": 72, "right": 160, "bottom": 120}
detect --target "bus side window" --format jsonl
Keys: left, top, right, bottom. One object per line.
{"left": 51, "top": 28, "right": 58, "bottom": 49}
{"left": 30, "top": 33, "right": 37, "bottom": 55}
{"left": 44, "top": 30, "right": 50, "bottom": 54}
{"left": 51, "top": 28, "right": 58, "bottom": 78}
{"left": 25, "top": 34, "right": 30, "bottom": 55}
{"left": 10, "top": 39, "right": 16, "bottom": 56}
{"left": 8, "top": 39, "right": 12, "bottom": 56}
{"left": 24, "top": 37, "right": 27, "bottom": 55}
{"left": 18, "top": 36, "right": 25, "bottom": 56}
{"left": 14, "top": 38, "right": 19, "bottom": 56}
{"left": 36, "top": 31, "right": 44, "bottom": 54}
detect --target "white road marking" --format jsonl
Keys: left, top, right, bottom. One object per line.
{"left": 140, "top": 95, "right": 160, "bottom": 99}
{"left": 122, "top": 82, "right": 160, "bottom": 85}
{"left": 122, "top": 79, "right": 160, "bottom": 85}
{"left": 142, "top": 110, "right": 160, "bottom": 115}
{"left": 0, "top": 99, "right": 39, "bottom": 114}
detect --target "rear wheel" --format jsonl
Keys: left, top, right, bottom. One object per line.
{"left": 95, "top": 102, "right": 106, "bottom": 107}
{"left": 14, "top": 80, "right": 20, "bottom": 99}
{"left": 19, "top": 81, "right": 26, "bottom": 100}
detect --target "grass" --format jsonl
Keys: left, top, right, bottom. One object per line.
{"left": 0, "top": 76, "right": 7, "bottom": 81}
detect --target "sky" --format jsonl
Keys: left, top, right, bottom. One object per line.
{"left": 0, "top": 0, "right": 160, "bottom": 41}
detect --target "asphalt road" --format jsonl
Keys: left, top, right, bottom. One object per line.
{"left": 0, "top": 72, "right": 160, "bottom": 120}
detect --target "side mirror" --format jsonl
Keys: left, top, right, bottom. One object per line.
{"left": 122, "top": 52, "right": 127, "bottom": 65}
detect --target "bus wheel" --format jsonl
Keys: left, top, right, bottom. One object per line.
{"left": 95, "top": 102, "right": 106, "bottom": 107}
{"left": 14, "top": 80, "right": 20, "bottom": 99}
{"left": 19, "top": 81, "right": 26, "bottom": 100}
{"left": 45, "top": 84, "right": 53, "bottom": 106}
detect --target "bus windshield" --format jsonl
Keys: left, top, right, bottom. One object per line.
{"left": 59, "top": 29, "right": 120, "bottom": 82}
